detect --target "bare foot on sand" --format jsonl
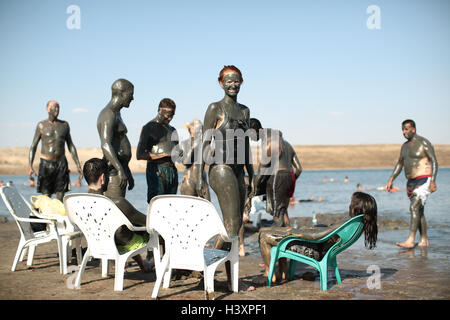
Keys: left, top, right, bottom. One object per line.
{"left": 396, "top": 241, "right": 416, "bottom": 249}
{"left": 239, "top": 245, "right": 246, "bottom": 257}
{"left": 418, "top": 240, "right": 429, "bottom": 247}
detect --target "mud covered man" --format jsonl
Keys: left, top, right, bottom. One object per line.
{"left": 258, "top": 129, "right": 302, "bottom": 227}
{"left": 136, "top": 98, "right": 179, "bottom": 203}
{"left": 97, "top": 79, "right": 135, "bottom": 198}
{"left": 385, "top": 119, "right": 438, "bottom": 248}
{"left": 29, "top": 100, "right": 83, "bottom": 201}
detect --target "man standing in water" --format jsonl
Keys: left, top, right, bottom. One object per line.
{"left": 385, "top": 119, "right": 438, "bottom": 248}
{"left": 97, "top": 79, "right": 135, "bottom": 198}
{"left": 260, "top": 129, "right": 302, "bottom": 227}
{"left": 29, "top": 100, "right": 83, "bottom": 201}
{"left": 136, "top": 98, "right": 179, "bottom": 203}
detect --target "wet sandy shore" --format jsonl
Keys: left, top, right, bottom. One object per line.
{"left": 0, "top": 215, "right": 449, "bottom": 302}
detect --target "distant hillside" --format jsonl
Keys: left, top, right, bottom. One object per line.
{"left": 1, "top": 144, "right": 449, "bottom": 175}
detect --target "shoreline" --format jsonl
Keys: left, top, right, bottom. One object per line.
{"left": 1, "top": 144, "right": 450, "bottom": 175}
{"left": 0, "top": 217, "right": 448, "bottom": 300}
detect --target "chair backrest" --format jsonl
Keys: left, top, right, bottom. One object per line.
{"left": 147, "top": 195, "right": 229, "bottom": 270}
{"left": 64, "top": 193, "right": 134, "bottom": 257}
{"left": 0, "top": 186, "right": 37, "bottom": 240}
{"left": 328, "top": 214, "right": 364, "bottom": 258}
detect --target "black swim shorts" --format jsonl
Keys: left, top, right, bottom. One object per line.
{"left": 37, "top": 158, "right": 70, "bottom": 195}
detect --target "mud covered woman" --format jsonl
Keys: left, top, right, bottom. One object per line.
{"left": 198, "top": 66, "right": 254, "bottom": 296}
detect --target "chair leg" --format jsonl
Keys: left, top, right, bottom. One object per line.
{"left": 151, "top": 254, "right": 169, "bottom": 299}
{"left": 19, "top": 247, "right": 27, "bottom": 262}
{"left": 204, "top": 266, "right": 216, "bottom": 298}
{"left": 75, "top": 239, "right": 82, "bottom": 266}
{"left": 55, "top": 236, "right": 64, "bottom": 274}
{"left": 332, "top": 258, "right": 341, "bottom": 284}
{"left": 334, "top": 266, "right": 341, "bottom": 284}
{"left": 75, "top": 249, "right": 90, "bottom": 289}
{"left": 230, "top": 259, "right": 239, "bottom": 292}
{"left": 152, "top": 245, "right": 161, "bottom": 278}
{"left": 26, "top": 245, "right": 35, "bottom": 266}
{"left": 114, "top": 257, "right": 126, "bottom": 291}
{"left": 101, "top": 258, "right": 108, "bottom": 277}
{"left": 267, "top": 248, "right": 278, "bottom": 287}
{"left": 163, "top": 267, "right": 172, "bottom": 289}
{"left": 319, "top": 262, "right": 328, "bottom": 291}
{"left": 12, "top": 241, "right": 25, "bottom": 271}
{"left": 62, "top": 238, "right": 69, "bottom": 274}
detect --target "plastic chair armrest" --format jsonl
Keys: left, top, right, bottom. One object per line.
{"left": 16, "top": 217, "right": 54, "bottom": 224}
{"left": 129, "top": 226, "right": 147, "bottom": 232}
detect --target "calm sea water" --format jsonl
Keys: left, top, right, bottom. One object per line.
{"left": 1, "top": 168, "right": 449, "bottom": 228}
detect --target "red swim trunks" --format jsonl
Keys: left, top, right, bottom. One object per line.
{"left": 406, "top": 175, "right": 432, "bottom": 198}
{"left": 287, "top": 170, "right": 296, "bottom": 198}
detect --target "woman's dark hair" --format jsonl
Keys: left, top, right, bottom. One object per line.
{"left": 349, "top": 192, "right": 378, "bottom": 249}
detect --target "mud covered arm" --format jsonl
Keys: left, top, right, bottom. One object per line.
{"left": 291, "top": 148, "right": 302, "bottom": 179}
{"left": 98, "top": 111, "right": 126, "bottom": 189}
{"left": 286, "top": 221, "right": 346, "bottom": 241}
{"left": 423, "top": 141, "right": 438, "bottom": 182}
{"left": 136, "top": 124, "right": 154, "bottom": 161}
{"left": 386, "top": 147, "right": 404, "bottom": 191}
{"left": 112, "top": 197, "right": 146, "bottom": 226}
{"left": 28, "top": 123, "right": 42, "bottom": 176}
{"left": 198, "top": 104, "right": 219, "bottom": 193}
{"left": 245, "top": 139, "right": 254, "bottom": 194}
{"left": 65, "top": 125, "right": 82, "bottom": 174}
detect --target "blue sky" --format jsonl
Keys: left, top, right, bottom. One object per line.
{"left": 0, "top": 0, "right": 449, "bottom": 148}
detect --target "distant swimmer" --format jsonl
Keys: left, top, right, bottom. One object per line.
{"left": 289, "top": 196, "right": 316, "bottom": 206}
{"left": 377, "top": 185, "right": 400, "bottom": 192}
{"left": 385, "top": 119, "right": 438, "bottom": 248}
{"left": 344, "top": 176, "right": 349, "bottom": 183}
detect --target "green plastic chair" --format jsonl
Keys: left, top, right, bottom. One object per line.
{"left": 267, "top": 214, "right": 364, "bottom": 291}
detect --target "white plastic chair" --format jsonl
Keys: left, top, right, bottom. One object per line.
{"left": 0, "top": 186, "right": 82, "bottom": 274}
{"left": 147, "top": 195, "right": 239, "bottom": 299}
{"left": 41, "top": 211, "right": 83, "bottom": 274}
{"left": 64, "top": 193, "right": 160, "bottom": 291}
